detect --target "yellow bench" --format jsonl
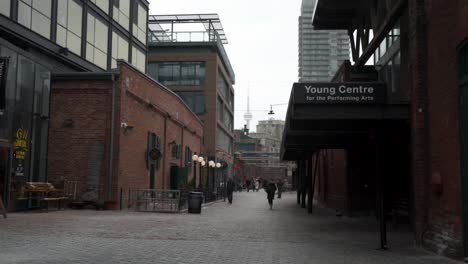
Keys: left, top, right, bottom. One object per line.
{"left": 19, "top": 182, "right": 68, "bottom": 212}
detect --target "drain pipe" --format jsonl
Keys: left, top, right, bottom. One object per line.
{"left": 108, "top": 73, "right": 117, "bottom": 201}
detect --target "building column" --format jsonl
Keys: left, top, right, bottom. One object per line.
{"left": 301, "top": 157, "right": 307, "bottom": 209}
{"left": 408, "top": 0, "right": 430, "bottom": 244}
{"left": 307, "top": 152, "right": 314, "bottom": 214}
{"left": 297, "top": 159, "right": 301, "bottom": 205}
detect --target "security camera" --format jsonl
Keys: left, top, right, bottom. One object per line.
{"left": 120, "top": 122, "right": 128, "bottom": 128}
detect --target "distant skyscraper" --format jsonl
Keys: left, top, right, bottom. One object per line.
{"left": 298, "top": 0, "right": 350, "bottom": 82}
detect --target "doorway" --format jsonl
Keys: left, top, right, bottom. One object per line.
{"left": 458, "top": 41, "right": 468, "bottom": 256}
{"left": 0, "top": 143, "right": 11, "bottom": 208}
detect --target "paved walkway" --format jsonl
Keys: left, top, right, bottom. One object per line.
{"left": 0, "top": 191, "right": 460, "bottom": 264}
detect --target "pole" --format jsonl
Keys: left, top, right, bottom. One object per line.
{"left": 301, "top": 158, "right": 307, "bottom": 209}
{"left": 0, "top": 191, "right": 7, "bottom": 218}
{"left": 374, "top": 126, "right": 387, "bottom": 250}
{"left": 119, "top": 188, "right": 123, "bottom": 211}
{"left": 297, "top": 160, "right": 301, "bottom": 205}
{"left": 193, "top": 161, "right": 197, "bottom": 189}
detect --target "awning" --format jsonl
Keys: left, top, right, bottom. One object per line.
{"left": 281, "top": 82, "right": 409, "bottom": 161}
{"left": 312, "top": 0, "right": 370, "bottom": 30}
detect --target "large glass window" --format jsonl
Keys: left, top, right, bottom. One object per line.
{"left": 57, "top": 0, "right": 82, "bottom": 55}
{"left": 217, "top": 97, "right": 223, "bottom": 122}
{"left": 131, "top": 46, "right": 145, "bottom": 72}
{"left": 132, "top": 2, "right": 147, "bottom": 44}
{"left": 148, "top": 62, "right": 206, "bottom": 86}
{"left": 216, "top": 128, "right": 233, "bottom": 154}
{"left": 90, "top": 0, "right": 109, "bottom": 14}
{"left": 113, "top": 0, "right": 130, "bottom": 30}
{"left": 217, "top": 71, "right": 228, "bottom": 99}
{"left": 17, "top": 0, "right": 52, "bottom": 39}
{"left": 111, "top": 32, "right": 129, "bottom": 68}
{"left": 175, "top": 91, "right": 205, "bottom": 115}
{"left": 86, "top": 12, "right": 108, "bottom": 69}
{"left": 223, "top": 106, "right": 233, "bottom": 130}
{"left": 0, "top": 0, "right": 10, "bottom": 17}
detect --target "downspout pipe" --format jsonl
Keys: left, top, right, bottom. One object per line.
{"left": 108, "top": 73, "right": 117, "bottom": 201}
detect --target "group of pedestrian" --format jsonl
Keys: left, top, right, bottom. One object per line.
{"left": 225, "top": 178, "right": 285, "bottom": 210}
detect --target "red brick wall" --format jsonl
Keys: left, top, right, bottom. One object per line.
{"left": 412, "top": 0, "right": 468, "bottom": 258}
{"left": 48, "top": 62, "right": 203, "bottom": 209}
{"left": 48, "top": 80, "right": 113, "bottom": 202}
{"left": 117, "top": 62, "right": 203, "bottom": 194}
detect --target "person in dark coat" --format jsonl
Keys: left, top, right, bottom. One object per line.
{"left": 277, "top": 179, "right": 284, "bottom": 199}
{"left": 265, "top": 181, "right": 277, "bottom": 210}
{"left": 226, "top": 178, "right": 234, "bottom": 204}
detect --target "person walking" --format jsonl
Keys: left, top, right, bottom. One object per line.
{"left": 226, "top": 178, "right": 234, "bottom": 204}
{"left": 254, "top": 180, "right": 259, "bottom": 192}
{"left": 265, "top": 181, "right": 277, "bottom": 210}
{"left": 246, "top": 179, "right": 251, "bottom": 192}
{"left": 277, "top": 179, "right": 284, "bottom": 199}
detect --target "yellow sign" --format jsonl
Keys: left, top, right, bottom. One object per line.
{"left": 14, "top": 128, "right": 28, "bottom": 160}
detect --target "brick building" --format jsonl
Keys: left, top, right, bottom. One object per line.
{"left": 281, "top": 0, "right": 468, "bottom": 260}
{"left": 146, "top": 14, "right": 236, "bottom": 193}
{"left": 48, "top": 61, "right": 203, "bottom": 209}
{"left": 0, "top": 0, "right": 149, "bottom": 210}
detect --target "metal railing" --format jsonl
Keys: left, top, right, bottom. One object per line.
{"left": 126, "top": 189, "right": 181, "bottom": 213}
{"left": 149, "top": 31, "right": 219, "bottom": 44}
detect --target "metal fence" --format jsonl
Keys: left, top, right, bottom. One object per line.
{"left": 124, "top": 189, "right": 181, "bottom": 213}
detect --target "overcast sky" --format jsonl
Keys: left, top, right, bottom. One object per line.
{"left": 149, "top": 0, "right": 302, "bottom": 132}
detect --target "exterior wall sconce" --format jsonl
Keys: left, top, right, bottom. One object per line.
{"left": 120, "top": 122, "right": 134, "bottom": 132}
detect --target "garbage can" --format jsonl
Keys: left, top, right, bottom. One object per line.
{"left": 188, "top": 192, "right": 204, "bottom": 214}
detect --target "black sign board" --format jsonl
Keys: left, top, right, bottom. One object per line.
{"left": 148, "top": 147, "right": 162, "bottom": 161}
{"left": 0, "top": 57, "right": 8, "bottom": 110}
{"left": 294, "top": 82, "right": 386, "bottom": 104}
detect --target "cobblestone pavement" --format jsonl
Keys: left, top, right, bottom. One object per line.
{"left": 0, "top": 191, "right": 461, "bottom": 264}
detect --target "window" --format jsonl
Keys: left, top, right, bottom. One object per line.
{"left": 175, "top": 91, "right": 205, "bottom": 115}
{"left": 223, "top": 106, "right": 233, "bottom": 130}
{"left": 131, "top": 46, "right": 145, "bottom": 72}
{"left": 57, "top": 0, "right": 82, "bottom": 55}
{"left": 147, "top": 62, "right": 206, "bottom": 86}
{"left": 113, "top": 0, "right": 130, "bottom": 30}
{"left": 217, "top": 97, "right": 223, "bottom": 122}
{"left": 86, "top": 12, "right": 108, "bottom": 69}
{"left": 216, "top": 128, "right": 233, "bottom": 154}
{"left": 217, "top": 71, "right": 229, "bottom": 101}
{"left": 111, "top": 32, "right": 129, "bottom": 68}
{"left": 90, "top": 0, "right": 109, "bottom": 14}
{"left": 172, "top": 144, "right": 182, "bottom": 159}
{"left": 18, "top": 0, "right": 52, "bottom": 39}
{"left": 132, "top": 2, "right": 147, "bottom": 44}
{"left": 0, "top": 0, "right": 10, "bottom": 17}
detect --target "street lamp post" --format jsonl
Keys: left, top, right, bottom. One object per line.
{"left": 192, "top": 153, "right": 205, "bottom": 190}
{"left": 192, "top": 153, "right": 199, "bottom": 188}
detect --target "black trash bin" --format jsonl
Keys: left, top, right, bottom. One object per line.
{"left": 188, "top": 192, "right": 204, "bottom": 214}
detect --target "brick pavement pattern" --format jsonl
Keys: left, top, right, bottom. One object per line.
{"left": 0, "top": 192, "right": 461, "bottom": 264}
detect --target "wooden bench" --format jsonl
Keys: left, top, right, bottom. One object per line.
{"left": 19, "top": 182, "right": 68, "bottom": 212}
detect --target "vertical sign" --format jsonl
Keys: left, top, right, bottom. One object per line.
{"left": 0, "top": 57, "right": 8, "bottom": 110}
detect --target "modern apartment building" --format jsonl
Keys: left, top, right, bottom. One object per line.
{"left": 147, "top": 14, "right": 235, "bottom": 188}
{"left": 298, "top": 0, "right": 349, "bottom": 82}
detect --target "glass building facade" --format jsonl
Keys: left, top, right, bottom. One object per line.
{"left": 0, "top": 0, "right": 148, "bottom": 72}
{"left": 298, "top": 0, "right": 350, "bottom": 82}
{"left": 0, "top": 43, "right": 50, "bottom": 209}
{"left": 0, "top": 0, "right": 149, "bottom": 209}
